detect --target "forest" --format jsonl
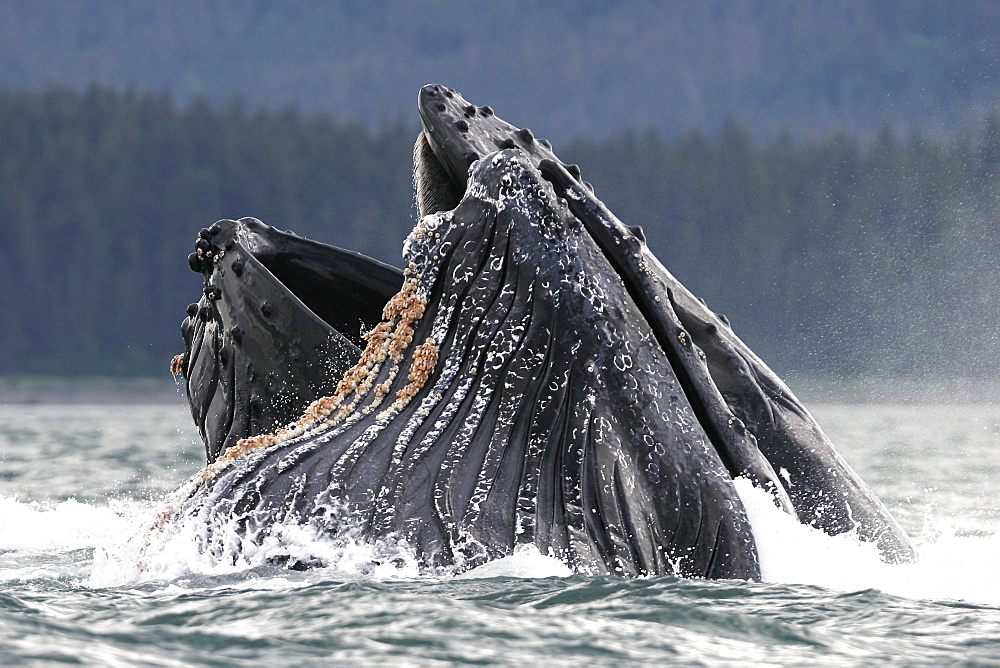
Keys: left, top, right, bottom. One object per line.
{"left": 3, "top": 0, "right": 999, "bottom": 140}
{"left": 2, "top": 87, "right": 1000, "bottom": 379}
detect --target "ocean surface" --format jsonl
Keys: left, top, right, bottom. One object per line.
{"left": 0, "top": 398, "right": 998, "bottom": 665}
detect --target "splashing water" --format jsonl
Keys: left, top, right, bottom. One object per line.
{"left": 2, "top": 478, "right": 994, "bottom": 605}
{"left": 735, "top": 478, "right": 1000, "bottom": 605}
{"left": 0, "top": 402, "right": 998, "bottom": 664}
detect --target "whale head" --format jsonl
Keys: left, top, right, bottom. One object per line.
{"left": 171, "top": 85, "right": 915, "bottom": 575}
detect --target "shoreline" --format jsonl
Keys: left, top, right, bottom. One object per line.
{"left": 0, "top": 377, "right": 187, "bottom": 405}
{"left": 1, "top": 375, "right": 998, "bottom": 406}
{"left": 782, "top": 375, "right": 1000, "bottom": 405}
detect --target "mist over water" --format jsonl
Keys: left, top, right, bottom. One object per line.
{"left": 0, "top": 401, "right": 998, "bottom": 664}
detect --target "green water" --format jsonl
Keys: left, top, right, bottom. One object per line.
{"left": 0, "top": 403, "right": 998, "bottom": 665}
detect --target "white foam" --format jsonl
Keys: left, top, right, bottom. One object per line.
{"left": 735, "top": 477, "right": 1000, "bottom": 605}
{"left": 6, "top": 483, "right": 995, "bottom": 604}
{"left": 457, "top": 543, "right": 573, "bottom": 579}
{"left": 88, "top": 505, "right": 427, "bottom": 587}
{"left": 0, "top": 495, "right": 142, "bottom": 553}
{"left": 85, "top": 489, "right": 573, "bottom": 586}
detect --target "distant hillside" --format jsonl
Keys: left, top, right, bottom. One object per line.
{"left": 2, "top": 0, "right": 999, "bottom": 139}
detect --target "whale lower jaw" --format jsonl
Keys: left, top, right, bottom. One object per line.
{"left": 179, "top": 218, "right": 401, "bottom": 461}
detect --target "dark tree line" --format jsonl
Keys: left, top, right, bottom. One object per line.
{"left": 0, "top": 88, "right": 415, "bottom": 375}
{"left": 2, "top": 87, "right": 1000, "bottom": 378}
{"left": 571, "top": 123, "right": 1000, "bottom": 378}
{"left": 3, "top": 0, "right": 999, "bottom": 140}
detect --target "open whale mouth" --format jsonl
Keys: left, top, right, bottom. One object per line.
{"left": 178, "top": 218, "right": 402, "bottom": 461}
{"left": 173, "top": 84, "right": 914, "bottom": 579}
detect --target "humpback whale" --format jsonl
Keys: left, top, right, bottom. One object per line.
{"left": 169, "top": 85, "right": 915, "bottom": 579}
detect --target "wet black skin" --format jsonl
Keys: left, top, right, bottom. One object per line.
{"left": 173, "top": 85, "right": 915, "bottom": 577}
{"left": 178, "top": 152, "right": 764, "bottom": 579}
{"left": 180, "top": 217, "right": 402, "bottom": 461}
{"left": 415, "top": 84, "right": 915, "bottom": 564}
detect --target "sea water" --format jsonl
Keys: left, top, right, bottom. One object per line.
{"left": 0, "top": 400, "right": 998, "bottom": 665}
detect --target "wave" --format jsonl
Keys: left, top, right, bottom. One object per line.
{"left": 0, "top": 492, "right": 996, "bottom": 605}
{"left": 736, "top": 479, "right": 1000, "bottom": 605}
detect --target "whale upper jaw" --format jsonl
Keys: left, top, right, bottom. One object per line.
{"left": 416, "top": 84, "right": 581, "bottom": 205}
{"left": 415, "top": 83, "right": 794, "bottom": 509}
{"left": 414, "top": 83, "right": 915, "bottom": 565}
